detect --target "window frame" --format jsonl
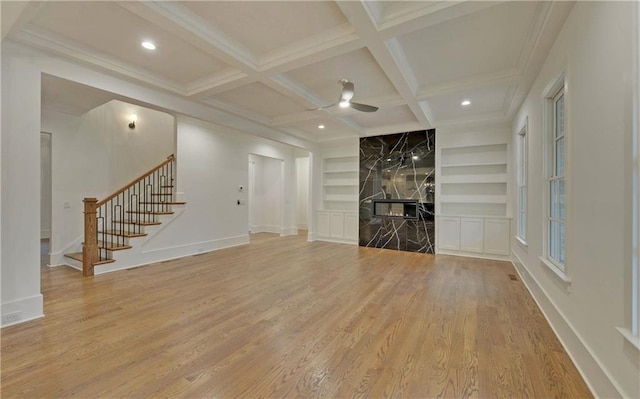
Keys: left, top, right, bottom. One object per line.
{"left": 539, "top": 72, "right": 569, "bottom": 282}
{"left": 548, "top": 85, "right": 566, "bottom": 270}
{"left": 516, "top": 118, "right": 528, "bottom": 245}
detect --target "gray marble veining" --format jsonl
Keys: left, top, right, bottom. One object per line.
{"left": 359, "top": 130, "right": 436, "bottom": 253}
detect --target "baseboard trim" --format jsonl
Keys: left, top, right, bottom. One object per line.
{"left": 251, "top": 225, "right": 282, "bottom": 234}
{"left": 307, "top": 231, "right": 317, "bottom": 242}
{"left": 96, "top": 235, "right": 250, "bottom": 275}
{"left": 315, "top": 237, "right": 357, "bottom": 245}
{"left": 436, "top": 249, "right": 511, "bottom": 262}
{"left": 1, "top": 294, "right": 44, "bottom": 328}
{"left": 511, "top": 252, "right": 623, "bottom": 398}
{"left": 280, "top": 227, "right": 298, "bottom": 237}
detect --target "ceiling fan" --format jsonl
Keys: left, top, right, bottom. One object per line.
{"left": 314, "top": 79, "right": 378, "bottom": 113}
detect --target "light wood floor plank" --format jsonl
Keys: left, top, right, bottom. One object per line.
{"left": 1, "top": 233, "right": 592, "bottom": 398}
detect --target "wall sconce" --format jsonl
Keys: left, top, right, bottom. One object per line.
{"left": 128, "top": 114, "right": 137, "bottom": 129}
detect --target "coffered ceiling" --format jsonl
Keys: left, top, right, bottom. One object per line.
{"left": 2, "top": 1, "right": 575, "bottom": 142}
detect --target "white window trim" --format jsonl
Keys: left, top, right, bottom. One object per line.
{"left": 620, "top": 0, "right": 640, "bottom": 347}
{"left": 635, "top": 0, "right": 640, "bottom": 341}
{"left": 549, "top": 85, "right": 566, "bottom": 269}
{"left": 516, "top": 117, "right": 528, "bottom": 246}
{"left": 541, "top": 72, "right": 570, "bottom": 282}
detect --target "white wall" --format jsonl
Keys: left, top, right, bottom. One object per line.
{"left": 0, "top": 41, "right": 314, "bottom": 328}
{"left": 40, "top": 133, "right": 52, "bottom": 239}
{"left": 141, "top": 117, "right": 298, "bottom": 256}
{"left": 1, "top": 50, "right": 43, "bottom": 326}
{"left": 295, "top": 156, "right": 309, "bottom": 230}
{"left": 41, "top": 101, "right": 175, "bottom": 264}
{"left": 511, "top": 2, "right": 638, "bottom": 398}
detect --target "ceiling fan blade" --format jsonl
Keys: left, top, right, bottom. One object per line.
{"left": 350, "top": 102, "right": 378, "bottom": 112}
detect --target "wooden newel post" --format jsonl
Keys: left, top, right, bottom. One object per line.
{"left": 82, "top": 198, "right": 98, "bottom": 277}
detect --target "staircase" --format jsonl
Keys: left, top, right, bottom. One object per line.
{"left": 64, "top": 155, "right": 185, "bottom": 276}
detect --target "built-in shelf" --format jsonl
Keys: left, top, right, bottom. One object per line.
{"left": 439, "top": 195, "right": 507, "bottom": 204}
{"left": 441, "top": 161, "right": 507, "bottom": 168}
{"left": 324, "top": 194, "right": 358, "bottom": 202}
{"left": 323, "top": 156, "right": 359, "bottom": 209}
{"left": 440, "top": 174, "right": 507, "bottom": 184}
{"left": 438, "top": 139, "right": 508, "bottom": 221}
{"left": 323, "top": 170, "right": 358, "bottom": 174}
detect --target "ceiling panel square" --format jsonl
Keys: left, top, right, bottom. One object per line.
{"left": 30, "top": 1, "right": 230, "bottom": 85}
{"left": 397, "top": 1, "right": 539, "bottom": 88}
{"left": 285, "top": 115, "right": 362, "bottom": 139}
{"left": 180, "top": 1, "right": 348, "bottom": 56}
{"left": 211, "top": 82, "right": 307, "bottom": 118}
{"left": 284, "top": 48, "right": 398, "bottom": 106}
{"left": 424, "top": 85, "right": 511, "bottom": 123}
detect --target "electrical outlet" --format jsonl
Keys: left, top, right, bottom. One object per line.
{"left": 2, "top": 311, "right": 22, "bottom": 324}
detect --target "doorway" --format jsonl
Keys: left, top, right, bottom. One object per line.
{"left": 248, "top": 154, "right": 284, "bottom": 236}
{"left": 40, "top": 132, "right": 52, "bottom": 268}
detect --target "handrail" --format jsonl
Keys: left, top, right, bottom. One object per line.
{"left": 83, "top": 154, "right": 176, "bottom": 276}
{"left": 97, "top": 154, "right": 174, "bottom": 207}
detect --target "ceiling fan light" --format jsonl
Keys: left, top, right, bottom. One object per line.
{"left": 339, "top": 100, "right": 350, "bottom": 108}
{"left": 141, "top": 41, "right": 156, "bottom": 50}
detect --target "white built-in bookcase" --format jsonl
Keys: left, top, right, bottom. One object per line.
{"left": 317, "top": 155, "right": 359, "bottom": 244}
{"left": 322, "top": 156, "right": 359, "bottom": 211}
{"left": 436, "top": 126, "right": 511, "bottom": 260}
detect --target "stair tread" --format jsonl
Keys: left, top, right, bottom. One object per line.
{"left": 81, "top": 241, "right": 133, "bottom": 250}
{"left": 138, "top": 201, "right": 185, "bottom": 205}
{"left": 64, "top": 252, "right": 83, "bottom": 262}
{"left": 97, "top": 241, "right": 132, "bottom": 250}
{"left": 98, "top": 230, "right": 147, "bottom": 238}
{"left": 63, "top": 253, "right": 115, "bottom": 266}
{"left": 126, "top": 211, "right": 174, "bottom": 215}
{"left": 94, "top": 259, "right": 116, "bottom": 265}
{"left": 112, "top": 220, "right": 162, "bottom": 226}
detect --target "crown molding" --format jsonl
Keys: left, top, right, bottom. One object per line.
{"left": 138, "top": 1, "right": 258, "bottom": 70}
{"left": 13, "top": 27, "right": 186, "bottom": 95}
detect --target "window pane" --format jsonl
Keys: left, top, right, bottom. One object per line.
{"left": 550, "top": 220, "right": 559, "bottom": 261}
{"left": 555, "top": 93, "right": 564, "bottom": 138}
{"left": 551, "top": 180, "right": 559, "bottom": 218}
{"left": 556, "top": 137, "right": 564, "bottom": 176}
{"left": 559, "top": 179, "right": 565, "bottom": 221}
{"left": 559, "top": 222, "right": 565, "bottom": 264}
{"left": 519, "top": 212, "right": 526, "bottom": 239}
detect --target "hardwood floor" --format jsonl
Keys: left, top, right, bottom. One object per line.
{"left": 1, "top": 233, "right": 592, "bottom": 398}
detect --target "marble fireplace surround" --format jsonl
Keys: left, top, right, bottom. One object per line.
{"left": 359, "top": 130, "right": 436, "bottom": 253}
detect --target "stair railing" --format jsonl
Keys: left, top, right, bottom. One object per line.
{"left": 82, "top": 154, "right": 176, "bottom": 276}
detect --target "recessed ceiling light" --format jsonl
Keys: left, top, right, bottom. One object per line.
{"left": 318, "top": 124, "right": 325, "bottom": 129}
{"left": 461, "top": 100, "right": 471, "bottom": 106}
{"left": 141, "top": 41, "right": 156, "bottom": 50}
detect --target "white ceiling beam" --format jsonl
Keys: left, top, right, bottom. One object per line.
{"left": 374, "top": 1, "right": 505, "bottom": 40}
{"left": 336, "top": 1, "right": 432, "bottom": 129}
{"left": 117, "top": 1, "right": 258, "bottom": 71}
{"left": 415, "top": 69, "right": 522, "bottom": 100}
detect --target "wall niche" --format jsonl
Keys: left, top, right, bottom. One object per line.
{"left": 359, "top": 130, "right": 436, "bottom": 253}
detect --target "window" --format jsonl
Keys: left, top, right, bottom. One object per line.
{"left": 549, "top": 86, "right": 566, "bottom": 269}
{"left": 517, "top": 120, "right": 528, "bottom": 243}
